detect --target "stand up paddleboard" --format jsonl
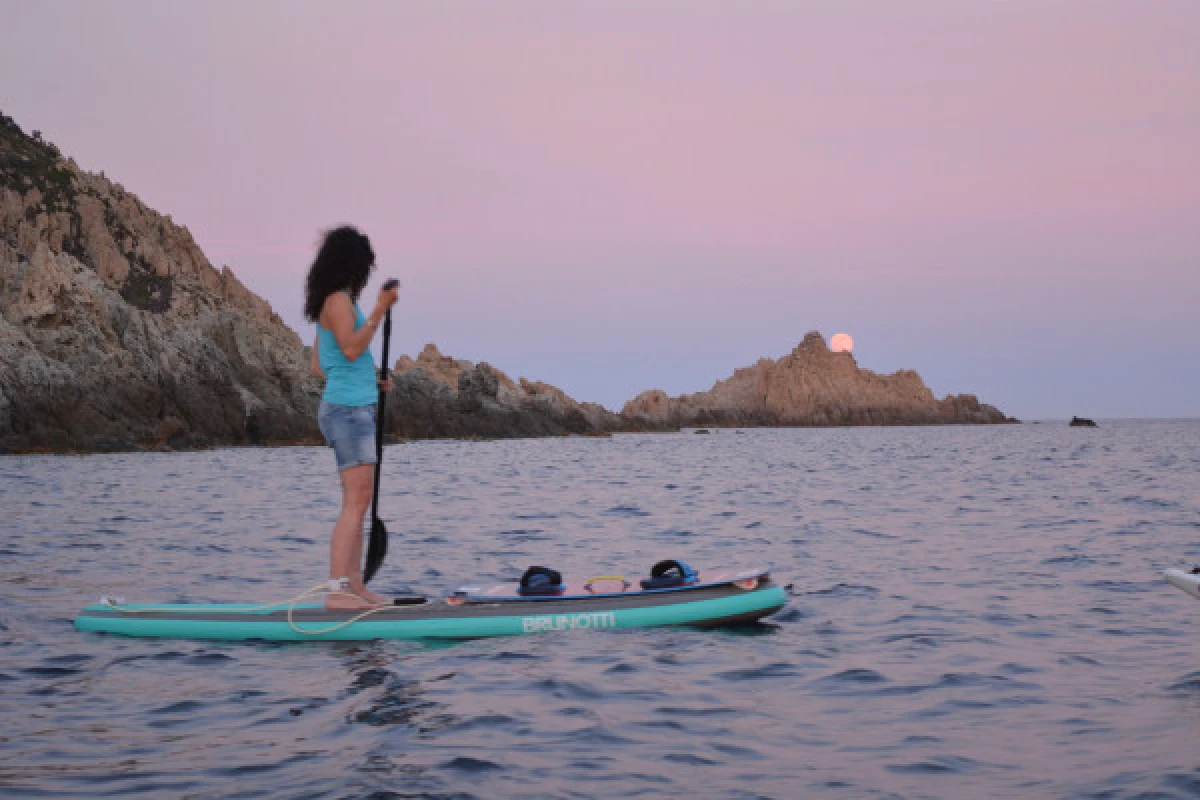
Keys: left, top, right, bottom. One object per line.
{"left": 74, "top": 565, "right": 786, "bottom": 642}
{"left": 1164, "top": 567, "right": 1200, "bottom": 600}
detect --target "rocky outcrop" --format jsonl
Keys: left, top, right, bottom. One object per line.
{"left": 387, "top": 343, "right": 623, "bottom": 438}
{"left": 623, "top": 331, "right": 1013, "bottom": 428}
{"left": 1069, "top": 416, "right": 1097, "bottom": 428}
{"left": 0, "top": 112, "right": 322, "bottom": 452}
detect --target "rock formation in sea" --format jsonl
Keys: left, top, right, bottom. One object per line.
{"left": 387, "top": 343, "right": 623, "bottom": 438}
{"left": 0, "top": 113, "right": 616, "bottom": 452}
{"left": 622, "top": 332, "right": 1014, "bottom": 428}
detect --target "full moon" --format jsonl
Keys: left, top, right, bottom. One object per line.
{"left": 830, "top": 332, "right": 854, "bottom": 353}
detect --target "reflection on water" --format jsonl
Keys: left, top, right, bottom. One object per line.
{"left": 2, "top": 421, "right": 1200, "bottom": 798}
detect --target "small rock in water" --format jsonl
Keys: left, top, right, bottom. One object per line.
{"left": 1069, "top": 416, "right": 1098, "bottom": 428}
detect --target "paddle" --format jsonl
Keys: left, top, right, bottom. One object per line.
{"left": 363, "top": 278, "right": 398, "bottom": 585}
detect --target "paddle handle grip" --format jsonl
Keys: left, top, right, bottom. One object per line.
{"left": 378, "top": 278, "right": 397, "bottom": 379}
{"left": 380, "top": 279, "right": 397, "bottom": 378}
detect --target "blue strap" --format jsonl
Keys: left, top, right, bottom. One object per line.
{"left": 640, "top": 560, "right": 697, "bottom": 589}
{"left": 519, "top": 566, "right": 564, "bottom": 596}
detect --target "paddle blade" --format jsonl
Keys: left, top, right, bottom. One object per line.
{"left": 363, "top": 517, "right": 388, "bottom": 584}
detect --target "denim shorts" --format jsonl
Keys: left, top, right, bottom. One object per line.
{"left": 317, "top": 401, "right": 378, "bottom": 471}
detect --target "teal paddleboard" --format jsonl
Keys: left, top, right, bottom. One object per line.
{"left": 74, "top": 567, "right": 786, "bottom": 642}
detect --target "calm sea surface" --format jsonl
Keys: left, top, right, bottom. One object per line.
{"left": 2, "top": 422, "right": 1200, "bottom": 799}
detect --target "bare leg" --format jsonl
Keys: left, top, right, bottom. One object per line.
{"left": 327, "top": 464, "right": 388, "bottom": 609}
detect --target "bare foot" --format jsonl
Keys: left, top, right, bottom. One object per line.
{"left": 325, "top": 593, "right": 380, "bottom": 611}
{"left": 357, "top": 587, "right": 390, "bottom": 605}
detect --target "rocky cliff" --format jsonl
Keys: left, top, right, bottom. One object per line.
{"left": 623, "top": 332, "right": 1013, "bottom": 427}
{"left": 0, "top": 113, "right": 322, "bottom": 452}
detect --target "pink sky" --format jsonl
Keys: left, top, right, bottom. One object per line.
{"left": 3, "top": 1, "right": 1198, "bottom": 417}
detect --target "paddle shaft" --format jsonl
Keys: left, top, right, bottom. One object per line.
{"left": 369, "top": 307, "right": 392, "bottom": 528}
{"left": 364, "top": 278, "right": 398, "bottom": 585}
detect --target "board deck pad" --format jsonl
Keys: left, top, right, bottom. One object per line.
{"left": 458, "top": 566, "right": 769, "bottom": 601}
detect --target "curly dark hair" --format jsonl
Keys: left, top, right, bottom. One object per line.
{"left": 303, "top": 226, "right": 376, "bottom": 322}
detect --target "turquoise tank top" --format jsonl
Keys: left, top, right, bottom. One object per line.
{"left": 317, "top": 298, "right": 378, "bottom": 407}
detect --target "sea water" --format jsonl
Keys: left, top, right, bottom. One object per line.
{"left": 2, "top": 422, "right": 1199, "bottom": 798}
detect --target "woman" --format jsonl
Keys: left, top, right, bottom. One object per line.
{"left": 304, "top": 226, "right": 399, "bottom": 609}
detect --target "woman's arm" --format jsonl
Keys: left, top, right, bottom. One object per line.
{"left": 319, "top": 286, "right": 398, "bottom": 362}
{"left": 310, "top": 334, "right": 324, "bottom": 378}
